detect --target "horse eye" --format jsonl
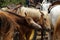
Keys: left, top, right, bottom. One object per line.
{"left": 26, "top": 17, "right": 31, "bottom": 22}
{"left": 44, "top": 18, "right": 46, "bottom": 21}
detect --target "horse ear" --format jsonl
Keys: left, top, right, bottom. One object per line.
{"left": 25, "top": 12, "right": 32, "bottom": 24}
{"left": 40, "top": 11, "right": 44, "bottom": 16}
{"left": 25, "top": 12, "right": 27, "bottom": 17}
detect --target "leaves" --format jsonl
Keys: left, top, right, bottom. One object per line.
{"left": 0, "top": 0, "right": 26, "bottom": 8}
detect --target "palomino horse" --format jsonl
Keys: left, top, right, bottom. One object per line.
{"left": 0, "top": 10, "right": 42, "bottom": 40}
{"left": 14, "top": 6, "right": 51, "bottom": 40}
{"left": 19, "top": 6, "right": 51, "bottom": 31}
{"left": 48, "top": 1, "right": 60, "bottom": 40}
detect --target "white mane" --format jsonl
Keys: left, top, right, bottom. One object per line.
{"left": 19, "top": 6, "right": 41, "bottom": 19}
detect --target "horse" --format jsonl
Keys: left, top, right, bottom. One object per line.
{"left": 1, "top": 5, "right": 51, "bottom": 40}
{"left": 1, "top": 6, "right": 51, "bottom": 30}
{"left": 20, "top": 6, "right": 51, "bottom": 30}
{"left": 0, "top": 10, "right": 42, "bottom": 40}
{"left": 48, "top": 1, "right": 60, "bottom": 40}
{"left": 0, "top": 11, "right": 20, "bottom": 40}
{"left": 13, "top": 6, "right": 51, "bottom": 40}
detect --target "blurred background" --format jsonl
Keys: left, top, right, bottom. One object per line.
{"left": 0, "top": 0, "right": 58, "bottom": 8}
{"left": 0, "top": 0, "right": 26, "bottom": 8}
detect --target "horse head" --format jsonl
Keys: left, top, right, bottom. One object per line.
{"left": 39, "top": 11, "right": 51, "bottom": 31}
{"left": 25, "top": 12, "right": 42, "bottom": 30}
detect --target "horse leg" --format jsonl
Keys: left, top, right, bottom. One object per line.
{"left": 17, "top": 27, "right": 26, "bottom": 40}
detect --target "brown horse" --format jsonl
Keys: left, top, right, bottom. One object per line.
{"left": 1, "top": 4, "right": 51, "bottom": 30}
{"left": 0, "top": 10, "right": 42, "bottom": 40}
{"left": 0, "top": 11, "right": 21, "bottom": 40}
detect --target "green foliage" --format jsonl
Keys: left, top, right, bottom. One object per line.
{"left": 0, "top": 0, "right": 26, "bottom": 8}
